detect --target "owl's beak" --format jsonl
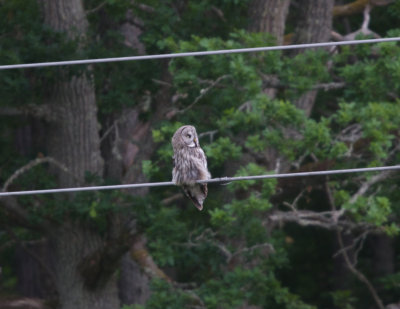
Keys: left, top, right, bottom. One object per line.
{"left": 194, "top": 137, "right": 198, "bottom": 147}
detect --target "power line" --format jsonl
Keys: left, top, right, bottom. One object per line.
{"left": 0, "top": 37, "right": 399, "bottom": 70}
{"left": 1, "top": 165, "right": 399, "bottom": 197}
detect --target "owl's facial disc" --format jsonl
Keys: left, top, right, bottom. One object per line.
{"left": 183, "top": 129, "right": 197, "bottom": 147}
{"left": 188, "top": 137, "right": 197, "bottom": 148}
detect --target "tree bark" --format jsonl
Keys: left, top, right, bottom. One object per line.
{"left": 291, "top": 0, "right": 334, "bottom": 116}
{"left": 38, "top": 1, "right": 120, "bottom": 308}
{"left": 248, "top": 0, "right": 290, "bottom": 45}
{"left": 40, "top": 0, "right": 103, "bottom": 188}
{"left": 50, "top": 224, "right": 119, "bottom": 309}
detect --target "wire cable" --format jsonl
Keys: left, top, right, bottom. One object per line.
{"left": 0, "top": 37, "right": 399, "bottom": 70}
{"left": 1, "top": 165, "right": 399, "bottom": 197}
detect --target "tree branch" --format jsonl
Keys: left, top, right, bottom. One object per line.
{"left": 333, "top": 0, "right": 394, "bottom": 17}
{"left": 332, "top": 3, "right": 380, "bottom": 40}
{"left": 85, "top": 1, "right": 107, "bottom": 15}
{"left": 0, "top": 104, "right": 55, "bottom": 121}
{"left": 260, "top": 73, "right": 346, "bottom": 92}
{"left": 349, "top": 169, "right": 394, "bottom": 204}
{"left": 2, "top": 156, "right": 79, "bottom": 192}
{"left": 311, "top": 82, "right": 346, "bottom": 91}
{"left": 269, "top": 209, "right": 348, "bottom": 230}
{"left": 325, "top": 178, "right": 385, "bottom": 309}
{"left": 176, "top": 75, "right": 231, "bottom": 115}
{"left": 130, "top": 234, "right": 172, "bottom": 282}
{"left": 337, "top": 231, "right": 385, "bottom": 309}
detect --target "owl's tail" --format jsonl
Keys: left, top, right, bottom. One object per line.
{"left": 182, "top": 184, "right": 207, "bottom": 211}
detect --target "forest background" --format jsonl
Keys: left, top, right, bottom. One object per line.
{"left": 1, "top": 0, "right": 400, "bottom": 309}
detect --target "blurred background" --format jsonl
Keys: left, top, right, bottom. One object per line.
{"left": 0, "top": 1, "right": 400, "bottom": 308}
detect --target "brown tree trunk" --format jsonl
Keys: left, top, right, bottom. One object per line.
{"left": 291, "top": 0, "right": 334, "bottom": 47}
{"left": 40, "top": 0, "right": 103, "bottom": 188}
{"left": 248, "top": 0, "right": 290, "bottom": 45}
{"left": 39, "top": 1, "right": 120, "bottom": 308}
{"left": 50, "top": 224, "right": 119, "bottom": 309}
{"left": 246, "top": 0, "right": 291, "bottom": 171}
{"left": 291, "top": 0, "right": 334, "bottom": 116}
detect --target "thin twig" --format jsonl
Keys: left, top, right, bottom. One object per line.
{"left": 283, "top": 189, "right": 306, "bottom": 212}
{"left": 332, "top": 230, "right": 370, "bottom": 260}
{"left": 177, "top": 75, "right": 230, "bottom": 114}
{"left": 325, "top": 179, "right": 385, "bottom": 309}
{"left": 229, "top": 242, "right": 274, "bottom": 263}
{"left": 337, "top": 231, "right": 385, "bottom": 309}
{"left": 349, "top": 170, "right": 394, "bottom": 204}
{"left": 86, "top": 1, "right": 107, "bottom": 15}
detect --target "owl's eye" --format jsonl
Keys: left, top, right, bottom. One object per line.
{"left": 187, "top": 134, "right": 192, "bottom": 138}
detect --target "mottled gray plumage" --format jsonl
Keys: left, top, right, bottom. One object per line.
{"left": 172, "top": 125, "right": 211, "bottom": 210}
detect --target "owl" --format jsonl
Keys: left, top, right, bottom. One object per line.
{"left": 172, "top": 125, "right": 211, "bottom": 211}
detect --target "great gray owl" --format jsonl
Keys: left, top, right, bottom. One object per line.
{"left": 172, "top": 125, "right": 211, "bottom": 211}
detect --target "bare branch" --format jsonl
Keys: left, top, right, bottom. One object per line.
{"left": 333, "top": 230, "right": 369, "bottom": 264}
{"left": 2, "top": 157, "right": 78, "bottom": 192}
{"left": 210, "top": 6, "right": 226, "bottom": 22}
{"left": 229, "top": 242, "right": 274, "bottom": 263}
{"left": 260, "top": 72, "right": 346, "bottom": 92}
{"left": 361, "top": 3, "right": 371, "bottom": 31}
{"left": 311, "top": 82, "right": 346, "bottom": 91}
{"left": 333, "top": 3, "right": 380, "bottom": 41}
{"left": 337, "top": 231, "right": 385, "bottom": 309}
{"left": 183, "top": 229, "right": 274, "bottom": 264}
{"left": 283, "top": 189, "right": 306, "bottom": 212}
{"left": 177, "top": 75, "right": 231, "bottom": 114}
{"left": 326, "top": 177, "right": 385, "bottom": 308}
{"left": 85, "top": 1, "right": 107, "bottom": 15}
{"left": 152, "top": 78, "right": 173, "bottom": 88}
{"left": 332, "top": 0, "right": 394, "bottom": 17}
{"left": 0, "top": 104, "right": 55, "bottom": 121}
{"left": 198, "top": 130, "right": 218, "bottom": 143}
{"left": 269, "top": 209, "right": 347, "bottom": 230}
{"left": 238, "top": 101, "right": 252, "bottom": 112}
{"left": 349, "top": 170, "right": 394, "bottom": 204}
{"left": 161, "top": 193, "right": 184, "bottom": 205}
{"left": 131, "top": 2, "right": 156, "bottom": 14}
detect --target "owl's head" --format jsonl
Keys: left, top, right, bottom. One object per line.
{"left": 172, "top": 125, "right": 199, "bottom": 149}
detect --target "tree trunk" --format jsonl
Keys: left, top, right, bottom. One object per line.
{"left": 118, "top": 254, "right": 150, "bottom": 305}
{"left": 291, "top": 0, "right": 334, "bottom": 116}
{"left": 248, "top": 0, "right": 290, "bottom": 45}
{"left": 39, "top": 1, "right": 120, "bottom": 308}
{"left": 50, "top": 223, "right": 119, "bottom": 309}
{"left": 246, "top": 0, "right": 291, "bottom": 170}
{"left": 40, "top": 0, "right": 103, "bottom": 188}
{"left": 291, "top": 0, "right": 334, "bottom": 47}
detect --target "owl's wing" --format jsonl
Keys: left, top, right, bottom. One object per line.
{"left": 197, "top": 148, "right": 208, "bottom": 169}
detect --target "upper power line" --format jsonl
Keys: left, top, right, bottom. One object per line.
{"left": 0, "top": 37, "right": 399, "bottom": 70}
